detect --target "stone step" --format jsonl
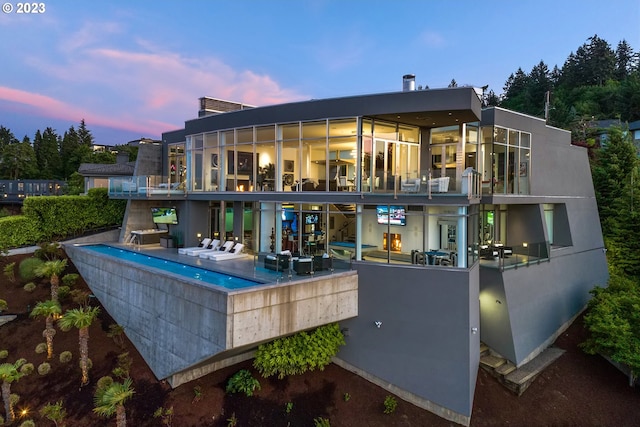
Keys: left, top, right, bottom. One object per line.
{"left": 503, "top": 347, "right": 565, "bottom": 395}
{"left": 480, "top": 354, "right": 506, "bottom": 369}
{"left": 480, "top": 342, "right": 489, "bottom": 356}
{"left": 495, "top": 361, "right": 516, "bottom": 376}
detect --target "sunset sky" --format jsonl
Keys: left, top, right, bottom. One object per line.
{"left": 1, "top": 0, "right": 638, "bottom": 145}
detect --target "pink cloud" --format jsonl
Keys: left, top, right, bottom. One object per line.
{"left": 0, "top": 86, "right": 176, "bottom": 136}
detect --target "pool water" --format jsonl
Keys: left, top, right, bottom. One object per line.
{"left": 81, "top": 244, "right": 263, "bottom": 290}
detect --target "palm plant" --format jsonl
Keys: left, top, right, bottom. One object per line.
{"left": 58, "top": 306, "right": 100, "bottom": 385}
{"left": 35, "top": 259, "right": 68, "bottom": 303}
{"left": 93, "top": 378, "right": 135, "bottom": 427}
{"left": 0, "top": 360, "right": 26, "bottom": 424}
{"left": 30, "top": 300, "right": 62, "bottom": 359}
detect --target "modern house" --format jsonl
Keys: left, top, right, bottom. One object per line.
{"left": 68, "top": 79, "right": 608, "bottom": 425}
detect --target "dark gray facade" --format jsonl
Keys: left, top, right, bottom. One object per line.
{"left": 96, "top": 88, "right": 608, "bottom": 426}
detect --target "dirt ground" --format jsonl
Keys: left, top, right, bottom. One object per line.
{"left": 1, "top": 252, "right": 639, "bottom": 426}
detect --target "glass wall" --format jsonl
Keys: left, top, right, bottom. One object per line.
{"left": 479, "top": 126, "right": 531, "bottom": 195}
{"left": 182, "top": 117, "right": 426, "bottom": 194}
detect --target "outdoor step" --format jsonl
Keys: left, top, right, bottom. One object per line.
{"left": 504, "top": 347, "right": 565, "bottom": 395}
{"left": 480, "top": 342, "right": 490, "bottom": 356}
{"left": 480, "top": 354, "right": 506, "bottom": 369}
{"left": 495, "top": 361, "right": 516, "bottom": 376}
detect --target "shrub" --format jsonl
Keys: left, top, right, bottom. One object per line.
{"left": 19, "top": 420, "right": 35, "bottom": 427}
{"left": 59, "top": 351, "right": 73, "bottom": 363}
{"left": 20, "top": 363, "right": 34, "bottom": 375}
{"left": 313, "top": 417, "right": 331, "bottom": 427}
{"left": 70, "top": 289, "right": 91, "bottom": 306}
{"left": 192, "top": 385, "right": 203, "bottom": 403}
{"left": 3, "top": 262, "right": 15, "bottom": 282}
{"left": 62, "top": 273, "right": 79, "bottom": 287}
{"left": 35, "top": 342, "right": 47, "bottom": 354}
{"left": 112, "top": 352, "right": 132, "bottom": 379}
{"left": 0, "top": 299, "right": 7, "bottom": 312}
{"left": 23, "top": 282, "right": 36, "bottom": 292}
{"left": 343, "top": 392, "right": 351, "bottom": 402}
{"left": 254, "top": 323, "right": 345, "bottom": 379}
{"left": 153, "top": 406, "right": 173, "bottom": 426}
{"left": 33, "top": 242, "right": 63, "bottom": 261}
{"left": 40, "top": 400, "right": 67, "bottom": 426}
{"left": 226, "top": 412, "right": 238, "bottom": 427}
{"left": 383, "top": 395, "right": 397, "bottom": 414}
{"left": 0, "top": 414, "right": 4, "bottom": 424}
{"left": 10, "top": 393, "right": 19, "bottom": 406}
{"left": 0, "top": 349, "right": 8, "bottom": 359}
{"left": 18, "top": 257, "right": 44, "bottom": 281}
{"left": 38, "top": 362, "right": 51, "bottom": 375}
{"left": 96, "top": 376, "right": 114, "bottom": 392}
{"left": 107, "top": 324, "right": 125, "bottom": 347}
{"left": 57, "top": 285, "right": 71, "bottom": 301}
{"left": 226, "top": 369, "right": 261, "bottom": 397}
{"left": 285, "top": 401, "right": 293, "bottom": 414}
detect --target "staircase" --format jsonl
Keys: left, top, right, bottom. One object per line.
{"left": 479, "top": 343, "right": 565, "bottom": 396}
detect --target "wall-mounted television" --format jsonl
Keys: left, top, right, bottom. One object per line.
{"left": 151, "top": 207, "right": 178, "bottom": 225}
{"left": 376, "top": 205, "right": 406, "bottom": 226}
{"left": 305, "top": 213, "right": 320, "bottom": 225}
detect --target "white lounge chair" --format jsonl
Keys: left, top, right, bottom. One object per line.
{"left": 178, "top": 238, "right": 212, "bottom": 255}
{"left": 185, "top": 239, "right": 221, "bottom": 256}
{"left": 198, "top": 240, "right": 234, "bottom": 258}
{"left": 208, "top": 243, "right": 246, "bottom": 261}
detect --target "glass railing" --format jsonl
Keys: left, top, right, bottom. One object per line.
{"left": 108, "top": 176, "right": 186, "bottom": 197}
{"left": 476, "top": 241, "right": 550, "bottom": 271}
{"left": 110, "top": 170, "right": 483, "bottom": 200}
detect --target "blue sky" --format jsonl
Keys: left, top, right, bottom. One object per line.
{"left": 1, "top": 0, "right": 638, "bottom": 145}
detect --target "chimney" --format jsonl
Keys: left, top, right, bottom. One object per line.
{"left": 402, "top": 74, "right": 416, "bottom": 91}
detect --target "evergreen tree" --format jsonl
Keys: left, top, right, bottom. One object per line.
{"left": 59, "top": 126, "right": 79, "bottom": 179}
{"left": 615, "top": 39, "right": 636, "bottom": 80}
{"left": 36, "top": 127, "right": 61, "bottom": 179}
{"left": 0, "top": 137, "right": 37, "bottom": 179}
{"left": 78, "top": 119, "right": 95, "bottom": 147}
{"left": 448, "top": 79, "right": 458, "bottom": 88}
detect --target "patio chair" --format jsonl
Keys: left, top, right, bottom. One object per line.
{"left": 185, "top": 239, "right": 221, "bottom": 256}
{"left": 401, "top": 178, "right": 421, "bottom": 192}
{"left": 178, "top": 238, "right": 212, "bottom": 255}
{"left": 198, "top": 240, "right": 234, "bottom": 258}
{"left": 207, "top": 243, "right": 246, "bottom": 261}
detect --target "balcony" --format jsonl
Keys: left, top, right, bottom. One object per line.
{"left": 110, "top": 169, "right": 482, "bottom": 200}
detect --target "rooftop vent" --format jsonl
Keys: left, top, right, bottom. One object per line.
{"left": 402, "top": 74, "right": 416, "bottom": 92}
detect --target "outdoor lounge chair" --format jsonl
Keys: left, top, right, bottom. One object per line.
{"left": 208, "top": 243, "right": 246, "bottom": 261}
{"left": 185, "top": 239, "right": 221, "bottom": 256}
{"left": 198, "top": 240, "right": 234, "bottom": 258}
{"left": 178, "top": 238, "right": 212, "bottom": 255}
{"left": 401, "top": 178, "right": 421, "bottom": 192}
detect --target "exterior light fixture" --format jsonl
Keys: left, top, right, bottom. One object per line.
{"left": 471, "top": 327, "right": 478, "bottom": 334}
{"left": 197, "top": 233, "right": 202, "bottom": 239}
{"left": 374, "top": 321, "right": 383, "bottom": 328}
{"left": 523, "top": 242, "right": 528, "bottom": 248}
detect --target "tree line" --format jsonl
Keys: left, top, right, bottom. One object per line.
{"left": 485, "top": 35, "right": 639, "bottom": 143}
{"left": 0, "top": 120, "right": 137, "bottom": 182}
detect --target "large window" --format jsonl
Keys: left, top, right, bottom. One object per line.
{"left": 479, "top": 126, "right": 531, "bottom": 195}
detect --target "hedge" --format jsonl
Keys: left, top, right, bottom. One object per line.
{"left": 0, "top": 188, "right": 126, "bottom": 248}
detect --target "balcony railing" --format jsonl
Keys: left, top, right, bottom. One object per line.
{"left": 109, "top": 169, "right": 482, "bottom": 200}
{"left": 109, "top": 176, "right": 186, "bottom": 197}
{"left": 476, "top": 241, "right": 550, "bottom": 271}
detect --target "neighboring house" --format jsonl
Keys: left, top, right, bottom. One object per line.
{"left": 78, "top": 152, "right": 134, "bottom": 193}
{"left": 0, "top": 179, "right": 66, "bottom": 204}
{"left": 629, "top": 119, "right": 640, "bottom": 155}
{"left": 71, "top": 82, "right": 608, "bottom": 425}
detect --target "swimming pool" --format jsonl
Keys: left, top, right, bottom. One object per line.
{"left": 80, "top": 244, "right": 264, "bottom": 290}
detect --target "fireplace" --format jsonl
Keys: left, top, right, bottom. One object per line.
{"left": 383, "top": 233, "right": 402, "bottom": 252}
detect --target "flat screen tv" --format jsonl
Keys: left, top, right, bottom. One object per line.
{"left": 305, "top": 213, "right": 320, "bottom": 225}
{"left": 151, "top": 207, "right": 178, "bottom": 225}
{"left": 376, "top": 205, "right": 406, "bottom": 226}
